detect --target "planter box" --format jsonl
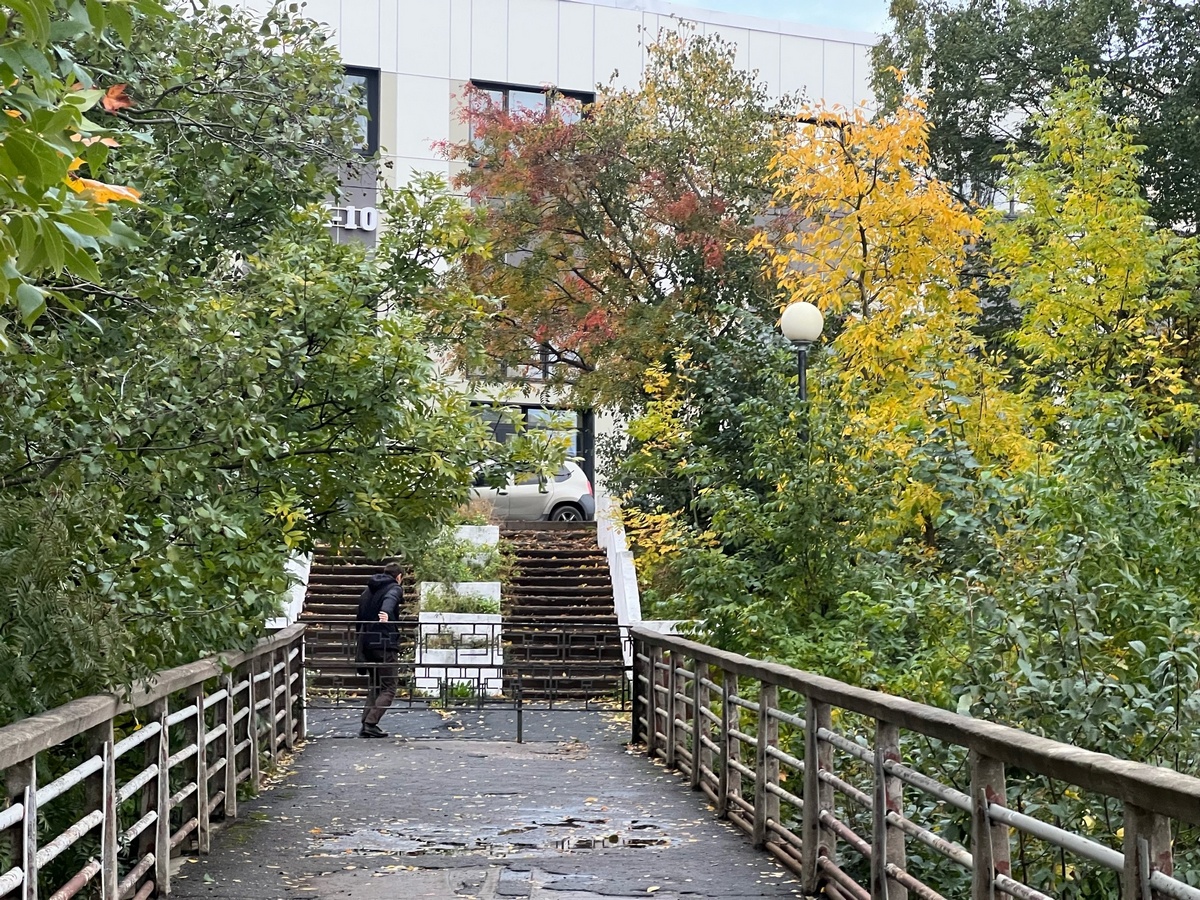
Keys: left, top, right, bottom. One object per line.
{"left": 453, "top": 524, "right": 500, "bottom": 547}
{"left": 415, "top": 611, "right": 503, "bottom": 697}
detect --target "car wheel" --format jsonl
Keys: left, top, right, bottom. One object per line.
{"left": 550, "top": 504, "right": 585, "bottom": 521}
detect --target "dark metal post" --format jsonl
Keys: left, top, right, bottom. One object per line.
{"left": 797, "top": 344, "right": 809, "bottom": 403}
{"left": 631, "top": 635, "right": 644, "bottom": 746}
{"left": 516, "top": 671, "right": 524, "bottom": 744}
{"left": 719, "top": 671, "right": 740, "bottom": 818}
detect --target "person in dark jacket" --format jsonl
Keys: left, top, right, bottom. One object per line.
{"left": 356, "top": 561, "right": 404, "bottom": 738}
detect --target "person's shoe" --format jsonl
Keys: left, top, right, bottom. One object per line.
{"left": 359, "top": 723, "right": 388, "bottom": 738}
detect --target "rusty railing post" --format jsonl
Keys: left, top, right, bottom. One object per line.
{"left": 1123, "top": 804, "right": 1173, "bottom": 900}
{"left": 691, "top": 660, "right": 709, "bottom": 792}
{"left": 152, "top": 697, "right": 171, "bottom": 897}
{"left": 247, "top": 660, "right": 261, "bottom": 790}
{"left": 85, "top": 721, "right": 118, "bottom": 900}
{"left": 185, "top": 683, "right": 209, "bottom": 854}
{"left": 665, "top": 649, "right": 678, "bottom": 770}
{"left": 753, "top": 681, "right": 779, "bottom": 848}
{"left": 969, "top": 751, "right": 1009, "bottom": 900}
{"left": 221, "top": 674, "right": 238, "bottom": 821}
{"left": 803, "top": 699, "right": 834, "bottom": 895}
{"left": 872, "top": 720, "right": 906, "bottom": 900}
{"left": 7, "top": 758, "right": 37, "bottom": 900}
{"left": 720, "top": 672, "right": 739, "bottom": 820}
{"left": 296, "top": 633, "right": 308, "bottom": 741}
{"left": 647, "top": 644, "right": 663, "bottom": 761}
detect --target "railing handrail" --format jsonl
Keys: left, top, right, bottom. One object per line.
{"left": 631, "top": 625, "right": 1200, "bottom": 825}
{"left": 0, "top": 623, "right": 306, "bottom": 768}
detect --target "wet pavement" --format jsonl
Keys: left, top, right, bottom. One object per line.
{"left": 171, "top": 705, "right": 804, "bottom": 899}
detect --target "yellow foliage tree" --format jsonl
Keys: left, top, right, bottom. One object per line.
{"left": 757, "top": 96, "right": 1033, "bottom": 536}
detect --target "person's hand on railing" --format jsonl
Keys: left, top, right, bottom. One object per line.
{"left": 378, "top": 612, "right": 389, "bottom": 622}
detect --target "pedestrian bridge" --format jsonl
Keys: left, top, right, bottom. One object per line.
{"left": 1, "top": 624, "right": 1198, "bottom": 899}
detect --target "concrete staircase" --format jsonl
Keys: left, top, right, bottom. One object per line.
{"left": 298, "top": 527, "right": 624, "bottom": 700}
{"left": 501, "top": 524, "right": 624, "bottom": 699}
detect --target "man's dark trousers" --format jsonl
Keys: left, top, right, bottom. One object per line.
{"left": 361, "top": 646, "right": 398, "bottom": 726}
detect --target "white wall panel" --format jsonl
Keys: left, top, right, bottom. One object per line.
{"left": 747, "top": 28, "right": 781, "bottom": 96}
{"left": 392, "top": 73, "right": 452, "bottom": 158}
{"left": 471, "top": 0, "right": 509, "bottom": 82}
{"left": 449, "top": 0, "right": 472, "bottom": 80}
{"left": 780, "top": 33, "right": 823, "bottom": 102}
{"left": 853, "top": 42, "right": 874, "bottom": 109}
{"left": 386, "top": 155, "right": 452, "bottom": 188}
{"left": 237, "top": 0, "right": 275, "bottom": 17}
{"left": 593, "top": 5, "right": 641, "bottom": 91}
{"left": 341, "top": 0, "right": 381, "bottom": 68}
{"left": 397, "top": 0, "right": 450, "bottom": 77}
{"left": 823, "top": 40, "right": 855, "bottom": 109}
{"left": 558, "top": 2, "right": 594, "bottom": 91}
{"left": 380, "top": 0, "right": 400, "bottom": 70}
{"left": 509, "top": 0, "right": 559, "bottom": 87}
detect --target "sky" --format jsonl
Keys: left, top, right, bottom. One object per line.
{"left": 685, "top": 0, "right": 892, "bottom": 34}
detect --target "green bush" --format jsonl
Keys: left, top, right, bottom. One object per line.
{"left": 420, "top": 589, "right": 501, "bottom": 615}
{"left": 411, "top": 529, "right": 514, "bottom": 589}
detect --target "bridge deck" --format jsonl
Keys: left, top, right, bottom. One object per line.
{"left": 170, "top": 707, "right": 802, "bottom": 899}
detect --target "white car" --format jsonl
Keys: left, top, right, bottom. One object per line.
{"left": 473, "top": 461, "right": 595, "bottom": 521}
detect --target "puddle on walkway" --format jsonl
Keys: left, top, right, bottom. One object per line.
{"left": 310, "top": 811, "right": 671, "bottom": 859}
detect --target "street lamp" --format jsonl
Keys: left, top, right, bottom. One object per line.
{"left": 779, "top": 301, "right": 824, "bottom": 402}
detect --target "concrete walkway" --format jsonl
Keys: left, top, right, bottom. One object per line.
{"left": 171, "top": 705, "right": 803, "bottom": 899}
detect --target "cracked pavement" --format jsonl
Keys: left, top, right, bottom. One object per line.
{"left": 170, "top": 706, "right": 803, "bottom": 899}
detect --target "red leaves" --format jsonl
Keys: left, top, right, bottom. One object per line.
{"left": 101, "top": 84, "right": 133, "bottom": 112}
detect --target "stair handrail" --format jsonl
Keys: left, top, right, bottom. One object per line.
{"left": 595, "top": 492, "right": 642, "bottom": 668}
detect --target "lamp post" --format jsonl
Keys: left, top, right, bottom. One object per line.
{"left": 779, "top": 301, "right": 824, "bottom": 402}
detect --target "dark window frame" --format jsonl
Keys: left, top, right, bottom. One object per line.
{"left": 344, "top": 66, "right": 380, "bottom": 156}
{"left": 468, "top": 80, "right": 595, "bottom": 114}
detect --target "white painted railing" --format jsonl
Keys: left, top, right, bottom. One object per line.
{"left": 595, "top": 492, "right": 643, "bottom": 668}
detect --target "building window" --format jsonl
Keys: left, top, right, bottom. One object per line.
{"left": 474, "top": 404, "right": 595, "bottom": 482}
{"left": 343, "top": 67, "right": 380, "bottom": 156}
{"left": 469, "top": 81, "right": 594, "bottom": 134}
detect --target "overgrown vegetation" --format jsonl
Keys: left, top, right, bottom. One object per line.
{"left": 411, "top": 529, "right": 515, "bottom": 590}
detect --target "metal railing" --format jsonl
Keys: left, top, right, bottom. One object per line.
{"left": 300, "top": 616, "right": 629, "bottom": 736}
{"left": 630, "top": 626, "right": 1200, "bottom": 900}
{"left": 0, "top": 624, "right": 306, "bottom": 900}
